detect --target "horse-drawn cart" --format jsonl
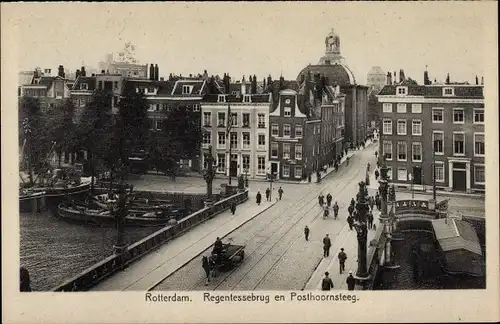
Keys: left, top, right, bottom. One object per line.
{"left": 206, "top": 242, "right": 245, "bottom": 277}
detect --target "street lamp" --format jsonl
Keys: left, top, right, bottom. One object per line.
{"left": 353, "top": 181, "right": 369, "bottom": 279}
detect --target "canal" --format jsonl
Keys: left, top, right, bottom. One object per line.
{"left": 20, "top": 211, "right": 159, "bottom": 291}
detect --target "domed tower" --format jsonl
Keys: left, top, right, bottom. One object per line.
{"left": 319, "top": 28, "right": 344, "bottom": 65}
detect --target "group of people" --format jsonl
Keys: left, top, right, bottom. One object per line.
{"left": 320, "top": 246, "right": 355, "bottom": 291}
{"left": 317, "top": 193, "right": 339, "bottom": 219}
{"left": 255, "top": 187, "right": 284, "bottom": 205}
{"left": 346, "top": 193, "right": 379, "bottom": 231}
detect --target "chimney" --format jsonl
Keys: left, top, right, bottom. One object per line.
{"left": 393, "top": 71, "right": 397, "bottom": 85}
{"left": 279, "top": 75, "right": 285, "bottom": 89}
{"left": 203, "top": 70, "right": 208, "bottom": 80}
{"left": 424, "top": 69, "right": 430, "bottom": 85}
{"left": 101, "top": 70, "right": 105, "bottom": 74}
{"left": 33, "top": 69, "right": 39, "bottom": 79}
{"left": 387, "top": 72, "right": 392, "bottom": 85}
{"left": 475, "top": 75, "right": 479, "bottom": 85}
{"left": 149, "top": 64, "right": 155, "bottom": 80}
{"left": 91, "top": 73, "right": 96, "bottom": 77}
{"left": 154, "top": 64, "right": 159, "bottom": 81}
{"left": 263, "top": 77, "right": 266, "bottom": 90}
{"left": 267, "top": 75, "right": 272, "bottom": 89}
{"left": 81, "top": 66, "right": 86, "bottom": 77}
{"left": 252, "top": 74, "right": 257, "bottom": 94}
{"left": 445, "top": 73, "right": 450, "bottom": 85}
{"left": 58, "top": 65, "right": 65, "bottom": 78}
{"left": 241, "top": 75, "right": 247, "bottom": 95}
{"left": 76, "top": 69, "right": 81, "bottom": 79}
{"left": 399, "top": 69, "right": 405, "bottom": 83}
{"left": 481, "top": 76, "right": 484, "bottom": 85}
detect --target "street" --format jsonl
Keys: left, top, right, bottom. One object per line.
{"left": 152, "top": 144, "right": 380, "bottom": 291}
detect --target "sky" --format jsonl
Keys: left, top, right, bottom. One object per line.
{"left": 5, "top": 2, "right": 495, "bottom": 85}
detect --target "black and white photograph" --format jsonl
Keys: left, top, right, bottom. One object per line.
{"left": 2, "top": 1, "right": 498, "bottom": 323}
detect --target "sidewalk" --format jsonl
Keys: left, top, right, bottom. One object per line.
{"left": 91, "top": 198, "right": 277, "bottom": 291}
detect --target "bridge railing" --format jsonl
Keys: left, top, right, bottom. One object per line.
{"left": 52, "top": 189, "right": 249, "bottom": 292}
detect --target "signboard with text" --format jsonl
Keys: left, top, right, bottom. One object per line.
{"left": 394, "top": 200, "right": 429, "bottom": 213}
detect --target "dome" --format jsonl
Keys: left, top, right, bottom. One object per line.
{"left": 297, "top": 63, "right": 356, "bottom": 86}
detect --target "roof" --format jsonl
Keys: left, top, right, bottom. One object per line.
{"left": 171, "top": 80, "right": 205, "bottom": 96}
{"left": 297, "top": 63, "right": 356, "bottom": 86}
{"left": 378, "top": 84, "right": 484, "bottom": 98}
{"left": 19, "top": 71, "right": 34, "bottom": 86}
{"left": 38, "top": 76, "right": 56, "bottom": 88}
{"left": 72, "top": 76, "right": 96, "bottom": 91}
{"left": 202, "top": 93, "right": 270, "bottom": 104}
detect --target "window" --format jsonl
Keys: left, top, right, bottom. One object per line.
{"left": 271, "top": 124, "right": 279, "bottom": 136}
{"left": 217, "top": 132, "right": 226, "bottom": 149}
{"left": 474, "top": 165, "right": 485, "bottom": 184}
{"left": 283, "top": 143, "right": 291, "bottom": 159}
{"left": 383, "top": 140, "right": 393, "bottom": 160}
{"left": 193, "top": 104, "right": 200, "bottom": 112}
{"left": 397, "top": 168, "right": 408, "bottom": 181}
{"left": 203, "top": 112, "right": 211, "bottom": 126}
{"left": 218, "top": 112, "right": 226, "bottom": 127}
{"left": 397, "top": 120, "right": 407, "bottom": 135}
{"left": 432, "top": 108, "right": 444, "bottom": 123}
{"left": 295, "top": 124, "right": 303, "bottom": 137}
{"left": 114, "top": 81, "right": 120, "bottom": 90}
{"left": 295, "top": 144, "right": 303, "bottom": 160}
{"left": 243, "top": 133, "right": 250, "bottom": 149}
{"left": 474, "top": 109, "right": 484, "bottom": 124}
{"left": 387, "top": 168, "right": 393, "bottom": 180}
{"left": 202, "top": 132, "right": 211, "bottom": 147}
{"left": 282, "top": 165, "right": 290, "bottom": 177}
{"left": 397, "top": 141, "right": 407, "bottom": 161}
{"left": 242, "top": 155, "right": 250, "bottom": 171}
{"left": 284, "top": 107, "right": 291, "bottom": 117}
{"left": 435, "top": 162, "right": 445, "bottom": 182}
{"left": 271, "top": 142, "right": 278, "bottom": 158}
{"left": 258, "top": 114, "right": 266, "bottom": 128}
{"left": 397, "top": 103, "right": 407, "bottom": 113}
{"left": 383, "top": 119, "right": 392, "bottom": 135}
{"left": 242, "top": 113, "right": 250, "bottom": 127}
{"left": 80, "top": 83, "right": 88, "bottom": 90}
{"left": 257, "top": 156, "right": 266, "bottom": 175}
{"left": 412, "top": 142, "right": 422, "bottom": 162}
{"left": 474, "top": 133, "right": 485, "bottom": 156}
{"left": 217, "top": 95, "right": 226, "bottom": 103}
{"left": 230, "top": 133, "right": 238, "bottom": 149}
{"left": 453, "top": 132, "right": 465, "bottom": 155}
{"left": 258, "top": 134, "right": 266, "bottom": 147}
{"left": 283, "top": 124, "right": 291, "bottom": 137}
{"left": 156, "top": 119, "right": 164, "bottom": 130}
{"left": 295, "top": 166, "right": 303, "bottom": 179}
{"left": 243, "top": 95, "right": 251, "bottom": 103}
{"left": 285, "top": 99, "right": 291, "bottom": 104}
{"left": 396, "top": 86, "right": 408, "bottom": 96}
{"left": 217, "top": 154, "right": 226, "bottom": 173}
{"left": 411, "top": 104, "right": 422, "bottom": 114}
{"left": 433, "top": 131, "right": 444, "bottom": 154}
{"left": 182, "top": 85, "right": 192, "bottom": 94}
{"left": 231, "top": 113, "right": 238, "bottom": 127}
{"left": 383, "top": 103, "right": 392, "bottom": 113}
{"left": 412, "top": 120, "right": 422, "bottom": 135}
{"left": 453, "top": 108, "right": 464, "bottom": 124}
{"left": 443, "top": 87, "right": 454, "bottom": 97}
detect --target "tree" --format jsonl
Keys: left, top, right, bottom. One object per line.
{"left": 48, "top": 98, "right": 76, "bottom": 166}
{"left": 162, "top": 105, "right": 202, "bottom": 160}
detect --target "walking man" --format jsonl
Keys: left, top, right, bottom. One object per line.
{"left": 348, "top": 204, "right": 354, "bottom": 217}
{"left": 350, "top": 198, "right": 356, "bottom": 207}
{"left": 278, "top": 187, "right": 284, "bottom": 200}
{"left": 375, "top": 169, "right": 380, "bottom": 181}
{"left": 346, "top": 271, "right": 355, "bottom": 291}
{"left": 347, "top": 214, "right": 354, "bottom": 230}
{"left": 368, "top": 211, "right": 374, "bottom": 229}
{"left": 333, "top": 202, "right": 339, "bottom": 219}
{"left": 256, "top": 191, "right": 262, "bottom": 205}
{"left": 338, "top": 248, "right": 347, "bottom": 274}
{"left": 321, "top": 272, "right": 334, "bottom": 291}
{"left": 323, "top": 234, "right": 332, "bottom": 258}
{"left": 375, "top": 193, "right": 381, "bottom": 210}
{"left": 326, "top": 193, "right": 332, "bottom": 207}
{"left": 265, "top": 188, "right": 270, "bottom": 201}
{"left": 304, "top": 226, "right": 310, "bottom": 241}
{"left": 202, "top": 256, "right": 211, "bottom": 285}
{"left": 230, "top": 201, "right": 236, "bottom": 215}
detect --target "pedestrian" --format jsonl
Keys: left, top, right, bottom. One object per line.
{"left": 347, "top": 214, "right": 354, "bottom": 230}
{"left": 326, "top": 193, "right": 332, "bottom": 207}
{"left": 347, "top": 204, "right": 354, "bottom": 217}
{"left": 375, "top": 150, "right": 378, "bottom": 159}
{"left": 231, "top": 201, "right": 237, "bottom": 215}
{"left": 318, "top": 194, "right": 324, "bottom": 206}
{"left": 265, "top": 188, "right": 270, "bottom": 201}
{"left": 338, "top": 248, "right": 348, "bottom": 274}
{"left": 278, "top": 187, "right": 283, "bottom": 200}
{"left": 333, "top": 201, "right": 339, "bottom": 219}
{"left": 304, "top": 226, "right": 310, "bottom": 241}
{"left": 375, "top": 193, "right": 381, "bottom": 210}
{"left": 368, "top": 211, "right": 374, "bottom": 229}
{"left": 350, "top": 198, "right": 356, "bottom": 207}
{"left": 374, "top": 169, "right": 380, "bottom": 181}
{"left": 369, "top": 196, "right": 375, "bottom": 211}
{"left": 256, "top": 191, "right": 262, "bottom": 205}
{"left": 321, "top": 271, "right": 334, "bottom": 291}
{"left": 346, "top": 271, "right": 355, "bottom": 291}
{"left": 202, "top": 256, "right": 211, "bottom": 285}
{"left": 323, "top": 234, "right": 332, "bottom": 257}
{"left": 323, "top": 205, "right": 329, "bottom": 219}
{"left": 353, "top": 210, "right": 358, "bottom": 221}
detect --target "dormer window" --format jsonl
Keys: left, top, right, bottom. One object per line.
{"left": 218, "top": 95, "right": 226, "bottom": 103}
{"left": 80, "top": 83, "right": 88, "bottom": 90}
{"left": 243, "top": 95, "right": 251, "bottom": 103}
{"left": 182, "top": 85, "right": 193, "bottom": 94}
{"left": 443, "top": 87, "right": 454, "bottom": 97}
{"left": 396, "top": 86, "right": 408, "bottom": 96}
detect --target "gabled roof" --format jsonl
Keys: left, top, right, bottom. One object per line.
{"left": 171, "top": 80, "right": 205, "bottom": 96}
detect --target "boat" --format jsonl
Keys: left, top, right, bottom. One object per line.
{"left": 92, "top": 193, "right": 175, "bottom": 212}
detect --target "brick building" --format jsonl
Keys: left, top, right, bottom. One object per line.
{"left": 376, "top": 80, "right": 485, "bottom": 193}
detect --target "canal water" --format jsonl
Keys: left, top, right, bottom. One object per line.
{"left": 20, "top": 211, "right": 159, "bottom": 291}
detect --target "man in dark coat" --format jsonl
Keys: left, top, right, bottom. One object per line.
{"left": 346, "top": 271, "right": 356, "bottom": 291}
{"left": 347, "top": 215, "right": 354, "bottom": 230}
{"left": 202, "top": 256, "right": 211, "bottom": 284}
{"left": 323, "top": 234, "right": 332, "bottom": 257}
{"left": 333, "top": 202, "right": 339, "bottom": 219}
{"left": 230, "top": 201, "right": 236, "bottom": 215}
{"left": 375, "top": 169, "right": 380, "bottom": 180}
{"left": 304, "top": 226, "right": 310, "bottom": 241}
{"left": 265, "top": 188, "right": 270, "bottom": 201}
{"left": 256, "top": 191, "right": 262, "bottom": 205}
{"left": 322, "top": 272, "right": 334, "bottom": 291}
{"left": 278, "top": 187, "right": 283, "bottom": 200}
{"left": 326, "top": 193, "right": 332, "bottom": 207}
{"left": 350, "top": 198, "right": 356, "bottom": 207}
{"left": 213, "top": 237, "right": 223, "bottom": 255}
{"left": 367, "top": 211, "right": 374, "bottom": 229}
{"left": 375, "top": 193, "right": 381, "bottom": 210}
{"left": 338, "top": 248, "right": 348, "bottom": 274}
{"left": 347, "top": 204, "right": 354, "bottom": 217}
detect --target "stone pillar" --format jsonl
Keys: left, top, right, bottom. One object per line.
{"left": 466, "top": 162, "right": 471, "bottom": 193}
{"left": 448, "top": 161, "right": 453, "bottom": 190}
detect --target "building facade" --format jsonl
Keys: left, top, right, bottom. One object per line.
{"left": 377, "top": 84, "right": 484, "bottom": 193}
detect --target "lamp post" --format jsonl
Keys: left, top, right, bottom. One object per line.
{"left": 113, "top": 160, "right": 129, "bottom": 255}
{"left": 203, "top": 145, "right": 216, "bottom": 207}
{"left": 353, "top": 181, "right": 369, "bottom": 279}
